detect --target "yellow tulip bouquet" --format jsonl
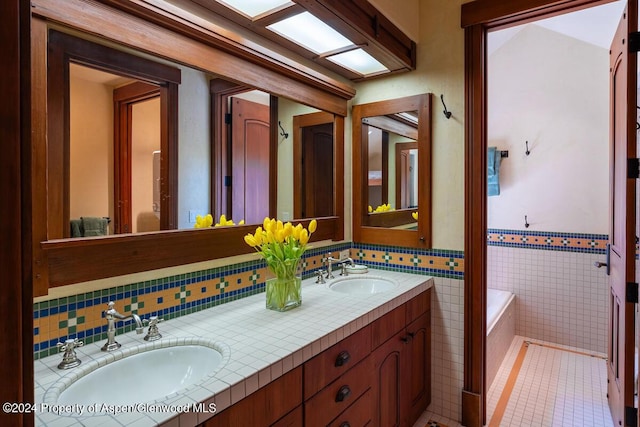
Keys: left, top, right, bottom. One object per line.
{"left": 244, "top": 217, "right": 317, "bottom": 311}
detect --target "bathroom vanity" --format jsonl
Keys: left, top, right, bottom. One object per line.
{"left": 202, "top": 286, "right": 431, "bottom": 427}
{"left": 34, "top": 270, "right": 432, "bottom": 427}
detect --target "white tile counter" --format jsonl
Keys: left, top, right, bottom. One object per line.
{"left": 34, "top": 269, "right": 433, "bottom": 427}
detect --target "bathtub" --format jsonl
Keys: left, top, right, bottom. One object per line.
{"left": 486, "top": 288, "right": 516, "bottom": 390}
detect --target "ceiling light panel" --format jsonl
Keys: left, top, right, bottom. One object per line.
{"left": 327, "top": 48, "right": 388, "bottom": 76}
{"left": 216, "top": 0, "right": 294, "bottom": 19}
{"left": 267, "top": 11, "right": 353, "bottom": 54}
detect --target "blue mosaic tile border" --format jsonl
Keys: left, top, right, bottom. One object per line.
{"left": 352, "top": 243, "right": 465, "bottom": 279}
{"left": 487, "top": 229, "right": 608, "bottom": 254}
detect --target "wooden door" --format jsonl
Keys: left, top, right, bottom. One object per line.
{"left": 608, "top": 3, "right": 637, "bottom": 425}
{"left": 113, "top": 81, "right": 160, "bottom": 234}
{"left": 230, "top": 97, "right": 270, "bottom": 224}
{"left": 301, "top": 122, "right": 333, "bottom": 218}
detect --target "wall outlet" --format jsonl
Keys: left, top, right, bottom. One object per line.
{"left": 339, "top": 249, "right": 350, "bottom": 261}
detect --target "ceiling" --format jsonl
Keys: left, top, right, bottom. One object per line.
{"left": 488, "top": 1, "right": 626, "bottom": 55}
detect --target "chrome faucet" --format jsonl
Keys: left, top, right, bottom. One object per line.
{"left": 101, "top": 301, "right": 143, "bottom": 351}
{"left": 339, "top": 257, "right": 355, "bottom": 276}
{"left": 324, "top": 253, "right": 355, "bottom": 278}
{"left": 325, "top": 253, "right": 339, "bottom": 279}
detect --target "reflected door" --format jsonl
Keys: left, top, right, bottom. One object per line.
{"left": 607, "top": 3, "right": 637, "bottom": 426}
{"left": 230, "top": 97, "right": 270, "bottom": 224}
{"left": 301, "top": 122, "right": 333, "bottom": 218}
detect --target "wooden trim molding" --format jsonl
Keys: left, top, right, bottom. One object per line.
{"left": 31, "top": 0, "right": 355, "bottom": 113}
{"left": 1, "top": 0, "right": 34, "bottom": 425}
{"left": 461, "top": 1, "right": 609, "bottom": 425}
{"left": 42, "top": 217, "right": 339, "bottom": 287}
{"left": 462, "top": 23, "right": 487, "bottom": 427}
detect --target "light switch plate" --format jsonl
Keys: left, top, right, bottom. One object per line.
{"left": 339, "top": 249, "right": 350, "bottom": 261}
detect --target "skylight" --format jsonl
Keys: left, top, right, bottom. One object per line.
{"left": 267, "top": 11, "right": 353, "bottom": 54}
{"left": 327, "top": 48, "right": 388, "bottom": 76}
{"left": 216, "top": 0, "right": 294, "bottom": 19}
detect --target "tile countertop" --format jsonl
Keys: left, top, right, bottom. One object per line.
{"left": 34, "top": 269, "right": 433, "bottom": 427}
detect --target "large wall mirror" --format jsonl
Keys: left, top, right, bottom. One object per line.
{"left": 352, "top": 94, "right": 432, "bottom": 247}
{"left": 32, "top": 3, "right": 349, "bottom": 294}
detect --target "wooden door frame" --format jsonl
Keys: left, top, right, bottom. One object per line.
{"left": 1, "top": 0, "right": 33, "bottom": 425}
{"left": 460, "top": 1, "right": 612, "bottom": 425}
{"left": 46, "top": 30, "right": 180, "bottom": 238}
{"left": 293, "top": 111, "right": 335, "bottom": 218}
{"left": 113, "top": 81, "right": 160, "bottom": 234}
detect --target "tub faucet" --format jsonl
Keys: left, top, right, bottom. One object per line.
{"left": 101, "top": 301, "right": 143, "bottom": 352}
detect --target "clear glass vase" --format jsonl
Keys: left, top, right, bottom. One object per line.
{"left": 265, "top": 275, "right": 302, "bottom": 312}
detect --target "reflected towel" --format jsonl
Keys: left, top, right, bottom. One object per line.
{"left": 81, "top": 217, "right": 108, "bottom": 236}
{"left": 70, "top": 219, "right": 83, "bottom": 238}
{"left": 487, "top": 146, "right": 501, "bottom": 197}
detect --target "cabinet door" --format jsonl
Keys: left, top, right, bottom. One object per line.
{"left": 406, "top": 312, "right": 431, "bottom": 425}
{"left": 200, "top": 367, "right": 302, "bottom": 427}
{"left": 372, "top": 330, "right": 409, "bottom": 427}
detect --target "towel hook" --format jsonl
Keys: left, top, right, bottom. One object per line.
{"left": 525, "top": 141, "right": 531, "bottom": 156}
{"left": 440, "top": 94, "right": 452, "bottom": 119}
{"left": 524, "top": 215, "right": 530, "bottom": 228}
{"left": 278, "top": 121, "right": 289, "bottom": 139}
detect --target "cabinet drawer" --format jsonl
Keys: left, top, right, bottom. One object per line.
{"left": 406, "top": 288, "right": 431, "bottom": 324}
{"left": 327, "top": 388, "right": 372, "bottom": 427}
{"left": 304, "top": 356, "right": 372, "bottom": 427}
{"left": 304, "top": 325, "right": 371, "bottom": 398}
{"left": 371, "top": 303, "right": 406, "bottom": 348}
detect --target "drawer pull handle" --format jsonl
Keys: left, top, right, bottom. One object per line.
{"left": 335, "top": 385, "right": 351, "bottom": 402}
{"left": 340, "top": 423, "right": 351, "bottom": 427}
{"left": 335, "top": 351, "right": 351, "bottom": 367}
{"left": 401, "top": 335, "right": 411, "bottom": 344}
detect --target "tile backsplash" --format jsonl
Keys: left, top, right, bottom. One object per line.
{"left": 487, "top": 229, "right": 609, "bottom": 354}
{"left": 33, "top": 242, "right": 464, "bottom": 360}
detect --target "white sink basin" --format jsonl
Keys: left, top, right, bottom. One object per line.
{"left": 328, "top": 276, "right": 397, "bottom": 295}
{"left": 46, "top": 339, "right": 229, "bottom": 408}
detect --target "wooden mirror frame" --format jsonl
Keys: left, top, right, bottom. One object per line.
{"left": 352, "top": 93, "right": 432, "bottom": 247}
{"left": 32, "top": 0, "right": 351, "bottom": 295}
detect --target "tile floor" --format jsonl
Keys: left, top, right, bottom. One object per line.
{"left": 414, "top": 335, "right": 614, "bottom": 427}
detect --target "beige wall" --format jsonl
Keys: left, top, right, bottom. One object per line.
{"left": 353, "top": 0, "right": 467, "bottom": 250}
{"left": 69, "top": 76, "right": 113, "bottom": 229}
{"left": 487, "top": 25, "right": 609, "bottom": 233}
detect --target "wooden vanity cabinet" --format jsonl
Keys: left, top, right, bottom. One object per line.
{"left": 200, "top": 366, "right": 302, "bottom": 427}
{"left": 371, "top": 288, "right": 431, "bottom": 427}
{"left": 198, "top": 287, "right": 431, "bottom": 427}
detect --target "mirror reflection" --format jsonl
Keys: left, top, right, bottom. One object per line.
{"left": 362, "top": 111, "right": 419, "bottom": 229}
{"left": 55, "top": 31, "right": 338, "bottom": 241}
{"left": 70, "top": 64, "right": 161, "bottom": 235}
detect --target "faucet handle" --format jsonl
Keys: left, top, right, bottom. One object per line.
{"left": 56, "top": 338, "right": 83, "bottom": 369}
{"left": 315, "top": 269, "right": 326, "bottom": 284}
{"left": 143, "top": 316, "right": 164, "bottom": 341}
